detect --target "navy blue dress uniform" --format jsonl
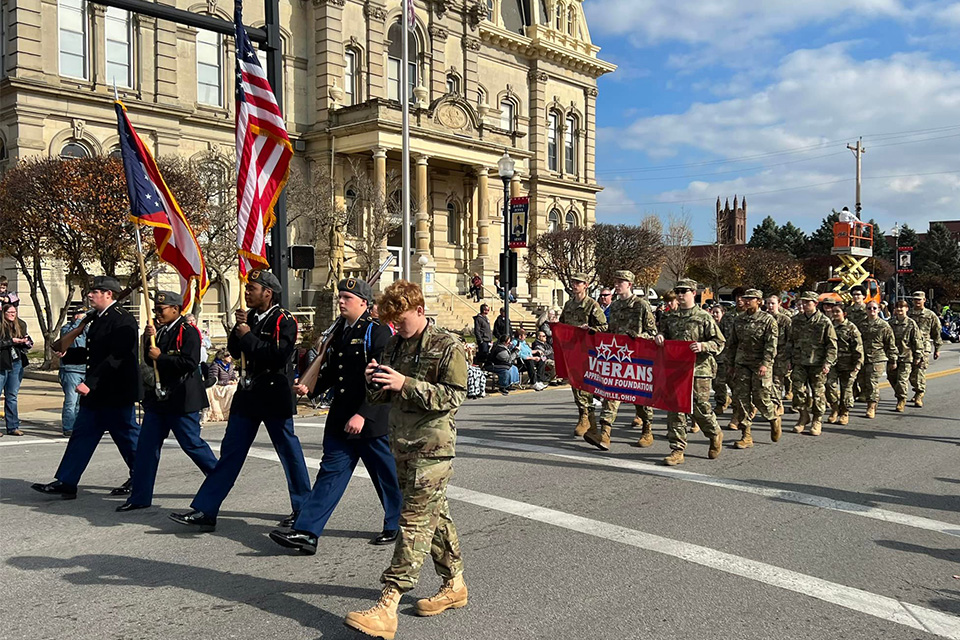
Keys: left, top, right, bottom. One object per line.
{"left": 269, "top": 278, "right": 401, "bottom": 554}
{"left": 172, "top": 270, "right": 310, "bottom": 530}
{"left": 118, "top": 291, "right": 218, "bottom": 511}
{"left": 32, "top": 276, "right": 143, "bottom": 499}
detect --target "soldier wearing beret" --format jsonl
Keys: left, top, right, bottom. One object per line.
{"left": 269, "top": 278, "right": 401, "bottom": 554}
{"left": 789, "top": 291, "right": 837, "bottom": 436}
{"left": 907, "top": 291, "right": 942, "bottom": 407}
{"left": 559, "top": 272, "right": 607, "bottom": 438}
{"left": 171, "top": 269, "right": 311, "bottom": 532}
{"left": 33, "top": 276, "right": 143, "bottom": 499}
{"left": 117, "top": 291, "right": 218, "bottom": 512}
{"left": 583, "top": 270, "right": 657, "bottom": 451}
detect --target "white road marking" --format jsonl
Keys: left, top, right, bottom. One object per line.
{"left": 0, "top": 437, "right": 69, "bottom": 447}
{"left": 457, "top": 435, "right": 960, "bottom": 539}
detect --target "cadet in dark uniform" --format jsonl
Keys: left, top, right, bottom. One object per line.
{"left": 269, "top": 278, "right": 401, "bottom": 554}
{"left": 117, "top": 291, "right": 218, "bottom": 511}
{"left": 170, "top": 270, "right": 311, "bottom": 531}
{"left": 32, "top": 276, "right": 142, "bottom": 499}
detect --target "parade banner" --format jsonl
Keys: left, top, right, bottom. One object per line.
{"left": 897, "top": 246, "right": 913, "bottom": 274}
{"left": 551, "top": 323, "right": 695, "bottom": 414}
{"left": 509, "top": 197, "right": 529, "bottom": 248}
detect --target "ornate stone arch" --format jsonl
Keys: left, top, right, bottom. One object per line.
{"left": 49, "top": 124, "right": 103, "bottom": 158}
{"left": 429, "top": 94, "right": 481, "bottom": 131}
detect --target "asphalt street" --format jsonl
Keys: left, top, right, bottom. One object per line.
{"left": 3, "top": 344, "right": 960, "bottom": 640}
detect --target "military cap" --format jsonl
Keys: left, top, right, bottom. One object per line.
{"left": 248, "top": 269, "right": 282, "bottom": 293}
{"left": 912, "top": 290, "right": 926, "bottom": 299}
{"left": 154, "top": 290, "right": 183, "bottom": 307}
{"left": 613, "top": 270, "right": 635, "bottom": 283}
{"left": 338, "top": 277, "right": 373, "bottom": 303}
{"left": 673, "top": 278, "right": 698, "bottom": 291}
{"left": 799, "top": 291, "right": 819, "bottom": 302}
{"left": 570, "top": 272, "right": 590, "bottom": 284}
{"left": 90, "top": 275, "right": 122, "bottom": 294}
{"left": 819, "top": 297, "right": 837, "bottom": 306}
{"left": 741, "top": 288, "right": 764, "bottom": 300}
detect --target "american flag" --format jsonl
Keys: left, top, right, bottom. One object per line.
{"left": 234, "top": 0, "right": 292, "bottom": 278}
{"left": 115, "top": 100, "right": 209, "bottom": 312}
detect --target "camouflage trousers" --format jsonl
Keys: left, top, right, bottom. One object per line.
{"left": 381, "top": 457, "right": 462, "bottom": 593}
{"left": 791, "top": 365, "right": 828, "bottom": 420}
{"left": 666, "top": 378, "right": 720, "bottom": 451}
{"left": 826, "top": 367, "right": 859, "bottom": 411}
{"left": 772, "top": 361, "right": 791, "bottom": 409}
{"left": 599, "top": 399, "right": 652, "bottom": 428}
{"left": 731, "top": 365, "right": 777, "bottom": 425}
{"left": 713, "top": 364, "right": 729, "bottom": 406}
{"left": 909, "top": 351, "right": 931, "bottom": 396}
{"left": 861, "top": 361, "right": 887, "bottom": 403}
{"left": 889, "top": 359, "right": 913, "bottom": 401}
{"left": 572, "top": 387, "right": 596, "bottom": 415}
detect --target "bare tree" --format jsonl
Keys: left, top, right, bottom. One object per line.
{"left": 663, "top": 211, "right": 694, "bottom": 282}
{"left": 526, "top": 227, "right": 596, "bottom": 292}
{"left": 342, "top": 158, "right": 402, "bottom": 278}
{"left": 593, "top": 220, "right": 666, "bottom": 288}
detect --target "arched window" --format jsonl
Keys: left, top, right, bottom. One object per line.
{"left": 60, "top": 142, "right": 90, "bottom": 159}
{"left": 0, "top": 139, "right": 8, "bottom": 174}
{"left": 477, "top": 85, "right": 487, "bottom": 106}
{"left": 565, "top": 210, "right": 576, "bottom": 229}
{"left": 564, "top": 115, "right": 576, "bottom": 175}
{"left": 555, "top": 2, "right": 564, "bottom": 30}
{"left": 344, "top": 48, "right": 358, "bottom": 106}
{"left": 547, "top": 209, "right": 561, "bottom": 233}
{"left": 446, "top": 202, "right": 460, "bottom": 246}
{"left": 387, "top": 21, "right": 418, "bottom": 101}
{"left": 197, "top": 158, "right": 231, "bottom": 207}
{"left": 567, "top": 5, "right": 576, "bottom": 36}
{"left": 196, "top": 29, "right": 222, "bottom": 107}
{"left": 345, "top": 186, "right": 361, "bottom": 236}
{"left": 108, "top": 146, "right": 123, "bottom": 160}
{"left": 547, "top": 111, "right": 559, "bottom": 171}
{"left": 446, "top": 72, "right": 460, "bottom": 95}
{"left": 500, "top": 99, "right": 515, "bottom": 131}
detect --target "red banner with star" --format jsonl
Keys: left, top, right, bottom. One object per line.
{"left": 551, "top": 324, "right": 695, "bottom": 414}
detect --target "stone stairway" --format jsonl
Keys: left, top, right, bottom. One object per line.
{"left": 429, "top": 288, "right": 543, "bottom": 334}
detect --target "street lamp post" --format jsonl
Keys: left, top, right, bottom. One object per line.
{"left": 498, "top": 150, "right": 516, "bottom": 338}
{"left": 891, "top": 222, "right": 901, "bottom": 302}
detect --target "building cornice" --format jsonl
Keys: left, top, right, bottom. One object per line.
{"left": 478, "top": 23, "right": 617, "bottom": 79}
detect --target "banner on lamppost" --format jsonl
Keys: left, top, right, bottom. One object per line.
{"left": 509, "top": 196, "right": 529, "bottom": 248}
{"left": 897, "top": 246, "right": 913, "bottom": 274}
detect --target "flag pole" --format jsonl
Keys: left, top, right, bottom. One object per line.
{"left": 401, "top": 0, "right": 411, "bottom": 281}
{"left": 134, "top": 222, "right": 163, "bottom": 397}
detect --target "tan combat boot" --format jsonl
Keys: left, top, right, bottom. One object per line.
{"left": 690, "top": 422, "right": 701, "bottom": 433}
{"left": 635, "top": 423, "right": 654, "bottom": 448}
{"left": 663, "top": 449, "right": 684, "bottom": 466}
{"left": 726, "top": 417, "right": 741, "bottom": 431}
{"left": 749, "top": 407, "right": 758, "bottom": 420}
{"left": 573, "top": 412, "right": 590, "bottom": 437}
{"left": 827, "top": 405, "right": 839, "bottom": 424}
{"left": 776, "top": 403, "right": 784, "bottom": 417}
{"left": 631, "top": 416, "right": 643, "bottom": 428}
{"left": 809, "top": 420, "right": 822, "bottom": 436}
{"left": 344, "top": 587, "right": 401, "bottom": 640}
{"left": 793, "top": 408, "right": 809, "bottom": 433}
{"left": 715, "top": 401, "right": 725, "bottom": 415}
{"left": 865, "top": 402, "right": 876, "bottom": 419}
{"left": 913, "top": 393, "right": 924, "bottom": 408}
{"left": 770, "top": 417, "right": 782, "bottom": 443}
{"left": 416, "top": 574, "right": 468, "bottom": 617}
{"left": 837, "top": 409, "right": 849, "bottom": 426}
{"left": 734, "top": 425, "right": 754, "bottom": 449}
{"left": 584, "top": 422, "right": 611, "bottom": 451}
{"left": 895, "top": 399, "right": 906, "bottom": 413}
{"left": 708, "top": 431, "right": 723, "bottom": 459}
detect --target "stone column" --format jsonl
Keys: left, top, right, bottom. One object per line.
{"left": 364, "top": 1, "right": 388, "bottom": 99}
{"left": 465, "top": 173, "right": 477, "bottom": 262}
{"left": 134, "top": 14, "right": 157, "bottom": 101}
{"left": 584, "top": 86, "right": 598, "bottom": 183}
{"left": 373, "top": 146, "right": 387, "bottom": 198}
{"left": 415, "top": 154, "right": 431, "bottom": 256}
{"left": 510, "top": 172, "right": 521, "bottom": 199}
{"left": 428, "top": 25, "right": 448, "bottom": 100}
{"left": 475, "top": 166, "right": 490, "bottom": 258}
{"left": 12, "top": 0, "right": 46, "bottom": 81}
{"left": 90, "top": 4, "right": 106, "bottom": 89}
{"left": 155, "top": 19, "right": 180, "bottom": 106}
{"left": 463, "top": 36, "right": 481, "bottom": 104}
{"left": 314, "top": 0, "right": 346, "bottom": 124}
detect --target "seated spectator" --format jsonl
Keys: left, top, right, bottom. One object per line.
{"left": 485, "top": 334, "right": 520, "bottom": 395}
{"left": 513, "top": 328, "right": 547, "bottom": 391}
{"left": 537, "top": 308, "right": 559, "bottom": 346}
{"left": 469, "top": 272, "right": 483, "bottom": 303}
{"left": 531, "top": 329, "right": 556, "bottom": 383}
{"left": 204, "top": 349, "right": 238, "bottom": 422}
{"left": 494, "top": 275, "right": 516, "bottom": 303}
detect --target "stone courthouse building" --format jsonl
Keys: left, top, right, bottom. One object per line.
{"left": 0, "top": 0, "right": 614, "bottom": 329}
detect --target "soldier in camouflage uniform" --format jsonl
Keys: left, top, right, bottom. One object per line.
{"left": 765, "top": 294, "right": 793, "bottom": 418}
{"left": 789, "top": 292, "right": 838, "bottom": 436}
{"left": 711, "top": 304, "right": 734, "bottom": 414}
{"left": 846, "top": 285, "right": 869, "bottom": 401}
{"left": 907, "top": 291, "right": 942, "bottom": 407}
{"left": 859, "top": 300, "right": 898, "bottom": 419}
{"left": 727, "top": 289, "right": 782, "bottom": 449}
{"left": 889, "top": 299, "right": 922, "bottom": 413}
{"left": 346, "top": 281, "right": 468, "bottom": 640}
{"left": 655, "top": 279, "right": 725, "bottom": 466}
{"left": 584, "top": 270, "right": 657, "bottom": 451}
{"left": 559, "top": 272, "right": 608, "bottom": 437}
{"left": 826, "top": 304, "right": 862, "bottom": 425}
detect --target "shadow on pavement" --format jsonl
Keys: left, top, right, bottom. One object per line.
{"left": 742, "top": 477, "right": 960, "bottom": 515}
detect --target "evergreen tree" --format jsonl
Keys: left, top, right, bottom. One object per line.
{"left": 779, "top": 222, "right": 809, "bottom": 258}
{"left": 915, "top": 222, "right": 960, "bottom": 278}
{"left": 895, "top": 224, "right": 921, "bottom": 252}
{"left": 747, "top": 216, "right": 780, "bottom": 251}
{"left": 806, "top": 211, "right": 841, "bottom": 257}
{"left": 867, "top": 218, "right": 895, "bottom": 261}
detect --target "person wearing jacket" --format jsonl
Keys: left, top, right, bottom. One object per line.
{"left": 472, "top": 304, "right": 493, "bottom": 365}
{"left": 117, "top": 291, "right": 218, "bottom": 512}
{"left": 0, "top": 303, "right": 33, "bottom": 436}
{"left": 57, "top": 310, "right": 89, "bottom": 437}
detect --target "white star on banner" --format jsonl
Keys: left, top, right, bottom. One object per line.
{"left": 616, "top": 344, "right": 634, "bottom": 362}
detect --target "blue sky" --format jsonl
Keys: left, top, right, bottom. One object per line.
{"left": 584, "top": 0, "right": 960, "bottom": 244}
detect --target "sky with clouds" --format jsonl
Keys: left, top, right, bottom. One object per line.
{"left": 585, "top": 0, "right": 960, "bottom": 244}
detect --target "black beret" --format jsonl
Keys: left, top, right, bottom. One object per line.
{"left": 154, "top": 290, "right": 183, "bottom": 307}
{"left": 91, "top": 275, "right": 122, "bottom": 294}
{"left": 338, "top": 277, "right": 373, "bottom": 303}
{"left": 248, "top": 269, "right": 282, "bottom": 294}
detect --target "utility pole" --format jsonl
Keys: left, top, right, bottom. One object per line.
{"left": 847, "top": 137, "right": 865, "bottom": 217}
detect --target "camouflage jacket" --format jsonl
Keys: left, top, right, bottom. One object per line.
{"left": 728, "top": 310, "right": 777, "bottom": 369}
{"left": 715, "top": 311, "right": 736, "bottom": 364}
{"left": 607, "top": 294, "right": 656, "bottom": 339}
{"left": 907, "top": 307, "right": 943, "bottom": 354}
{"left": 769, "top": 309, "right": 793, "bottom": 365}
{"left": 790, "top": 310, "right": 838, "bottom": 368}
{"left": 889, "top": 316, "right": 921, "bottom": 363}
{"left": 846, "top": 302, "right": 868, "bottom": 331}
{"left": 368, "top": 323, "right": 468, "bottom": 461}
{"left": 860, "top": 316, "right": 897, "bottom": 364}
{"left": 659, "top": 306, "right": 725, "bottom": 378}
{"left": 560, "top": 295, "right": 608, "bottom": 331}
{"left": 833, "top": 319, "right": 864, "bottom": 372}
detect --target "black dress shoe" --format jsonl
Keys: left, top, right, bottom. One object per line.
{"left": 116, "top": 502, "right": 149, "bottom": 512}
{"left": 30, "top": 481, "right": 77, "bottom": 499}
{"left": 109, "top": 479, "right": 133, "bottom": 496}
{"left": 278, "top": 511, "right": 299, "bottom": 528}
{"left": 268, "top": 529, "right": 318, "bottom": 555}
{"left": 169, "top": 510, "right": 216, "bottom": 532}
{"left": 371, "top": 529, "right": 399, "bottom": 546}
